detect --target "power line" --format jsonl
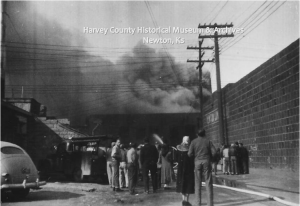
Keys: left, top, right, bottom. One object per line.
{"left": 3, "top": 9, "right": 61, "bottom": 110}
{"left": 201, "top": 2, "right": 222, "bottom": 23}
{"left": 144, "top": 1, "right": 182, "bottom": 84}
{"left": 209, "top": 0, "right": 229, "bottom": 23}
{"left": 224, "top": 1, "right": 257, "bottom": 25}
{"left": 3, "top": 44, "right": 190, "bottom": 53}
{"left": 219, "top": 0, "right": 270, "bottom": 48}
{"left": 221, "top": 1, "right": 286, "bottom": 54}
{"left": 220, "top": 1, "right": 278, "bottom": 51}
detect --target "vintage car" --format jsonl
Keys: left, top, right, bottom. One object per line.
{"left": 38, "top": 135, "right": 116, "bottom": 183}
{"left": 1, "top": 141, "right": 46, "bottom": 198}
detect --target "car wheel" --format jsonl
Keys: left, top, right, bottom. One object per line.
{"left": 0, "top": 190, "right": 7, "bottom": 203}
{"left": 12, "top": 188, "right": 30, "bottom": 198}
{"left": 73, "top": 168, "right": 83, "bottom": 182}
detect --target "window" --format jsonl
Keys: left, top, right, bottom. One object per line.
{"left": 1, "top": 147, "right": 24, "bottom": 154}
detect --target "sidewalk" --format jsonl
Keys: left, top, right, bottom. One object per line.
{"left": 213, "top": 167, "right": 299, "bottom": 205}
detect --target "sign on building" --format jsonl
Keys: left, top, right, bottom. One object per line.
{"left": 205, "top": 105, "right": 229, "bottom": 125}
{"left": 206, "top": 109, "right": 219, "bottom": 124}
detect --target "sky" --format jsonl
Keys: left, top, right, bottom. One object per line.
{"left": 30, "top": 0, "right": 299, "bottom": 89}
{"left": 2, "top": 0, "right": 299, "bottom": 125}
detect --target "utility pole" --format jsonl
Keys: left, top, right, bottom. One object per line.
{"left": 198, "top": 23, "right": 234, "bottom": 145}
{"left": 187, "top": 41, "right": 214, "bottom": 128}
{"left": 0, "top": 0, "right": 6, "bottom": 99}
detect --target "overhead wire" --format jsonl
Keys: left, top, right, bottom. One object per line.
{"left": 209, "top": 0, "right": 229, "bottom": 23}
{"left": 144, "top": 1, "right": 183, "bottom": 84}
{"left": 219, "top": 0, "right": 269, "bottom": 47}
{"left": 221, "top": 0, "right": 287, "bottom": 54}
{"left": 7, "top": 1, "right": 287, "bottom": 120}
{"left": 49, "top": 0, "right": 195, "bottom": 118}
{"left": 220, "top": 0, "right": 279, "bottom": 52}
{"left": 223, "top": 1, "right": 257, "bottom": 26}
{"left": 201, "top": 2, "right": 223, "bottom": 23}
{"left": 3, "top": 10, "right": 64, "bottom": 115}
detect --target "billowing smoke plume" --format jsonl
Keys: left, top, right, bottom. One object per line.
{"left": 3, "top": 2, "right": 212, "bottom": 125}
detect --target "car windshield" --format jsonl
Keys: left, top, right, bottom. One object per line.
{"left": 73, "top": 142, "right": 98, "bottom": 152}
{"left": 1, "top": 147, "right": 24, "bottom": 155}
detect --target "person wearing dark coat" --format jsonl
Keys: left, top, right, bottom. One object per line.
{"left": 239, "top": 143, "right": 249, "bottom": 174}
{"left": 235, "top": 142, "right": 242, "bottom": 174}
{"left": 140, "top": 137, "right": 159, "bottom": 194}
{"left": 211, "top": 148, "right": 221, "bottom": 175}
{"left": 219, "top": 144, "right": 225, "bottom": 173}
{"left": 176, "top": 136, "right": 194, "bottom": 206}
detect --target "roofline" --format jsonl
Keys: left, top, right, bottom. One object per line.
{"left": 1, "top": 100, "right": 34, "bottom": 117}
{"left": 65, "top": 135, "right": 117, "bottom": 141}
{"left": 58, "top": 122, "right": 89, "bottom": 137}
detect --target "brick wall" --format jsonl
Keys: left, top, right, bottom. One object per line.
{"left": 204, "top": 39, "right": 299, "bottom": 170}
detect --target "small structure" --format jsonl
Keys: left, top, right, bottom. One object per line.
{"left": 1, "top": 98, "right": 88, "bottom": 166}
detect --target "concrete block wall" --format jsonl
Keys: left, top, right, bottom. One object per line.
{"left": 204, "top": 39, "right": 299, "bottom": 170}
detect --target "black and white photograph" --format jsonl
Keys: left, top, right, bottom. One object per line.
{"left": 1, "top": 1, "right": 299, "bottom": 206}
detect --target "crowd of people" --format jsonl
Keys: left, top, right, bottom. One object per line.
{"left": 104, "top": 129, "right": 248, "bottom": 206}
{"left": 105, "top": 136, "right": 173, "bottom": 195}
{"left": 215, "top": 142, "right": 249, "bottom": 176}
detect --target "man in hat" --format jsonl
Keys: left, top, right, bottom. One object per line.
{"left": 188, "top": 129, "right": 216, "bottom": 206}
{"left": 111, "top": 139, "right": 123, "bottom": 192}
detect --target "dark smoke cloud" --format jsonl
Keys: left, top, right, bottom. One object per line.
{"left": 3, "top": 2, "right": 211, "bottom": 126}
{"left": 112, "top": 41, "right": 212, "bottom": 113}
{"left": 3, "top": 1, "right": 89, "bottom": 121}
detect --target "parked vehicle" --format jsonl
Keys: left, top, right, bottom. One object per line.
{"left": 1, "top": 141, "right": 46, "bottom": 198}
{"left": 38, "top": 135, "right": 115, "bottom": 183}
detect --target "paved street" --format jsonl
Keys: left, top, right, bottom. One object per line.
{"left": 3, "top": 167, "right": 298, "bottom": 206}
{"left": 1, "top": 182, "right": 283, "bottom": 206}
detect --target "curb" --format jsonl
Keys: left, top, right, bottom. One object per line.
{"left": 203, "top": 182, "right": 299, "bottom": 206}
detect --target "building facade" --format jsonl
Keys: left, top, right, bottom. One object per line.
{"left": 1, "top": 98, "right": 88, "bottom": 165}
{"left": 203, "top": 39, "right": 299, "bottom": 170}
{"left": 86, "top": 113, "right": 200, "bottom": 146}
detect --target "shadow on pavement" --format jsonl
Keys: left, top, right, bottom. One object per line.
{"left": 2, "top": 191, "right": 84, "bottom": 203}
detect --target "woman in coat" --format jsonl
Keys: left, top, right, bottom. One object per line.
{"left": 176, "top": 136, "right": 194, "bottom": 206}
{"left": 212, "top": 148, "right": 221, "bottom": 175}
{"left": 158, "top": 144, "right": 173, "bottom": 189}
